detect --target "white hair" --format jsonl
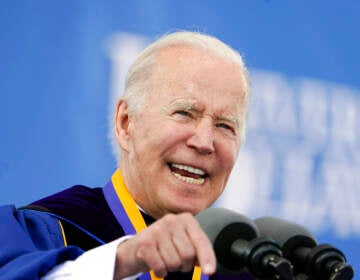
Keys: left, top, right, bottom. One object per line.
{"left": 123, "top": 31, "right": 250, "bottom": 115}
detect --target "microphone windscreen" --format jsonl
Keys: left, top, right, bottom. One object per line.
{"left": 196, "top": 207, "right": 259, "bottom": 274}
{"left": 255, "top": 216, "right": 317, "bottom": 257}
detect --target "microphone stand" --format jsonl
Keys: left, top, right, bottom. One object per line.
{"left": 230, "top": 237, "right": 294, "bottom": 280}
{"left": 292, "top": 244, "right": 354, "bottom": 280}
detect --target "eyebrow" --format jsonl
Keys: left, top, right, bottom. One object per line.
{"left": 170, "top": 100, "right": 200, "bottom": 111}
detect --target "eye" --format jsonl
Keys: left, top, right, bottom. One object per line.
{"left": 174, "top": 110, "right": 192, "bottom": 117}
{"left": 216, "top": 123, "right": 236, "bottom": 134}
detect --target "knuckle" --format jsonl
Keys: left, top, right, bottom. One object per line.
{"left": 148, "top": 222, "right": 163, "bottom": 236}
{"left": 135, "top": 245, "right": 147, "bottom": 260}
{"left": 162, "top": 213, "right": 177, "bottom": 227}
{"left": 136, "top": 238, "right": 153, "bottom": 256}
{"left": 180, "top": 247, "right": 196, "bottom": 262}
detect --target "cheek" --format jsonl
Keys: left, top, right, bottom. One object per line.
{"left": 157, "top": 123, "right": 192, "bottom": 147}
{"left": 217, "top": 142, "right": 239, "bottom": 171}
{"left": 131, "top": 118, "right": 161, "bottom": 148}
{"left": 131, "top": 122, "right": 187, "bottom": 164}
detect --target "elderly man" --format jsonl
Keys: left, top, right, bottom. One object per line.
{"left": 0, "top": 31, "right": 250, "bottom": 280}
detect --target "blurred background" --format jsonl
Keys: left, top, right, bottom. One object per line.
{"left": 1, "top": 0, "right": 359, "bottom": 275}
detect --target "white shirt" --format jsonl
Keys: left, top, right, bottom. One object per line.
{"left": 41, "top": 236, "right": 142, "bottom": 280}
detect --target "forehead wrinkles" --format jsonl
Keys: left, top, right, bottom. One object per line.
{"left": 151, "top": 46, "right": 235, "bottom": 84}
{"left": 156, "top": 54, "right": 245, "bottom": 102}
{"left": 147, "top": 46, "right": 247, "bottom": 117}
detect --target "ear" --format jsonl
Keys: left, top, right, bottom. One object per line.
{"left": 114, "top": 99, "right": 132, "bottom": 152}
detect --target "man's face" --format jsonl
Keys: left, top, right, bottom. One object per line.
{"left": 117, "top": 46, "right": 247, "bottom": 219}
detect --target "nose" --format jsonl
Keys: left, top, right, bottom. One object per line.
{"left": 186, "top": 117, "right": 215, "bottom": 154}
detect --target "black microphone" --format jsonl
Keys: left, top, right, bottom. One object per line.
{"left": 255, "top": 217, "right": 354, "bottom": 280}
{"left": 196, "top": 207, "right": 294, "bottom": 279}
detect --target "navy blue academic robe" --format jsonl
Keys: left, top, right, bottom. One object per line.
{"left": 0, "top": 205, "right": 82, "bottom": 279}
{"left": 0, "top": 184, "right": 253, "bottom": 280}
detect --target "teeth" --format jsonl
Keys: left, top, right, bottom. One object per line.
{"left": 173, "top": 173, "right": 205, "bottom": 185}
{"left": 171, "top": 163, "right": 205, "bottom": 175}
{"left": 170, "top": 163, "right": 206, "bottom": 185}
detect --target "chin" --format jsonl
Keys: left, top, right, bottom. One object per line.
{"left": 168, "top": 201, "right": 208, "bottom": 215}
{"left": 162, "top": 189, "right": 213, "bottom": 215}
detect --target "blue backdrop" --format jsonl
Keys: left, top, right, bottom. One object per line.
{"left": 1, "top": 1, "right": 359, "bottom": 276}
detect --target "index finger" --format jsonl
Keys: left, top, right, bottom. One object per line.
{"left": 182, "top": 214, "right": 217, "bottom": 275}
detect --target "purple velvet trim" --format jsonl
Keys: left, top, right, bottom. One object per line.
{"left": 103, "top": 181, "right": 137, "bottom": 235}
{"left": 29, "top": 185, "right": 124, "bottom": 244}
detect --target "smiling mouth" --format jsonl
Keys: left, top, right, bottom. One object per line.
{"left": 169, "top": 163, "right": 208, "bottom": 185}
